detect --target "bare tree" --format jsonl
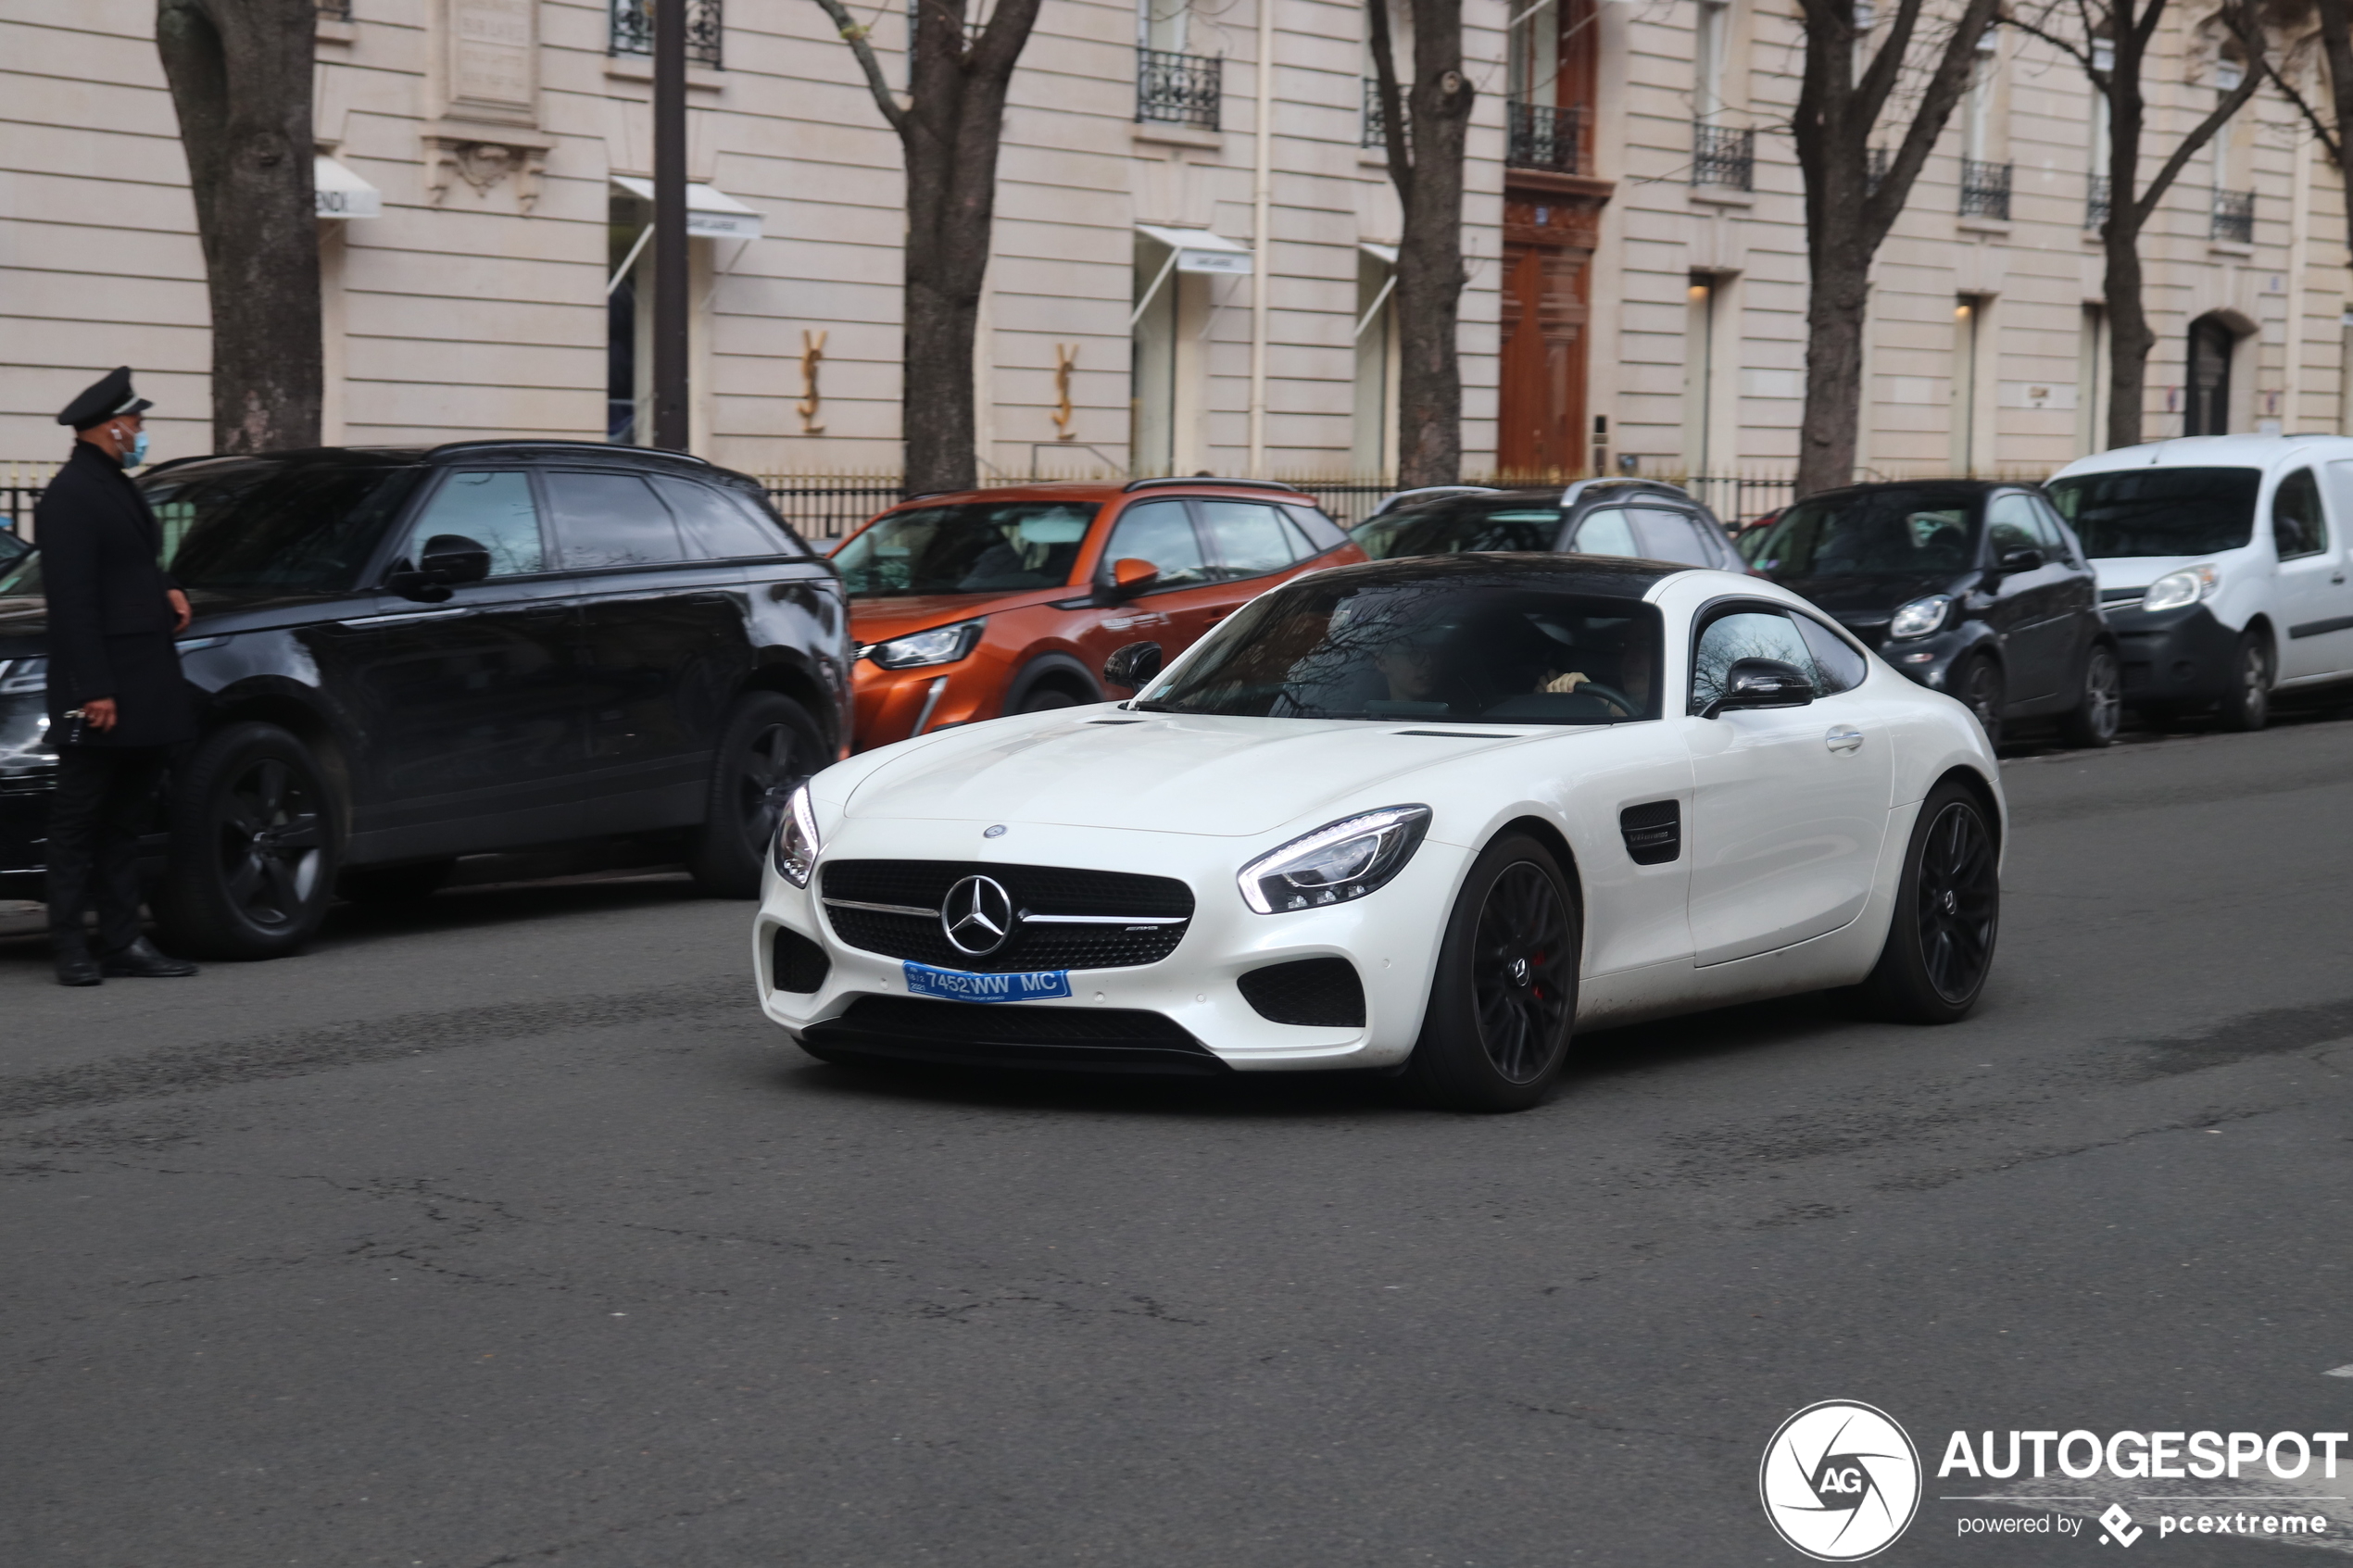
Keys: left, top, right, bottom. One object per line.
{"left": 155, "top": 0, "right": 321, "bottom": 453}
{"left": 1792, "top": 0, "right": 2003, "bottom": 496}
{"left": 2255, "top": 0, "right": 2353, "bottom": 270}
{"left": 2011, "top": 0, "right": 2266, "bottom": 450}
{"left": 812, "top": 0, "right": 1047, "bottom": 492}
{"left": 1367, "top": 0, "right": 1473, "bottom": 486}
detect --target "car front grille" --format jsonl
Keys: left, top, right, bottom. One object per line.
{"left": 804, "top": 995, "right": 1227, "bottom": 1075}
{"left": 819, "top": 859, "right": 1194, "bottom": 972}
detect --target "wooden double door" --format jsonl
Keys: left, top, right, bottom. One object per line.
{"left": 1498, "top": 187, "right": 1607, "bottom": 479}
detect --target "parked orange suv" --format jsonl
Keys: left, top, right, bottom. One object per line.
{"left": 832, "top": 479, "right": 1367, "bottom": 750}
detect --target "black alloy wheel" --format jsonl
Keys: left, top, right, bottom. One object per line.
{"left": 154, "top": 722, "right": 341, "bottom": 960}
{"left": 2060, "top": 643, "right": 2121, "bottom": 748}
{"left": 2216, "top": 632, "right": 2272, "bottom": 733}
{"left": 1403, "top": 834, "right": 1579, "bottom": 1111}
{"left": 1861, "top": 780, "right": 1999, "bottom": 1023}
{"left": 686, "top": 691, "right": 824, "bottom": 897}
{"left": 1953, "top": 654, "right": 2004, "bottom": 749}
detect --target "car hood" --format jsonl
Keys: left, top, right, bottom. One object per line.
{"left": 1769, "top": 572, "right": 1969, "bottom": 624}
{"left": 839, "top": 709, "right": 1571, "bottom": 837}
{"left": 848, "top": 589, "right": 1071, "bottom": 645}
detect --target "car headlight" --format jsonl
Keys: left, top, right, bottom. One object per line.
{"left": 1888, "top": 595, "right": 1954, "bottom": 640}
{"left": 2140, "top": 565, "right": 2220, "bottom": 612}
{"left": 772, "top": 784, "right": 822, "bottom": 887}
{"left": 863, "top": 619, "right": 985, "bottom": 669}
{"left": 1238, "top": 805, "right": 1431, "bottom": 914}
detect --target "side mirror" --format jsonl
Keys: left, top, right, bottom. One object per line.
{"left": 1996, "top": 546, "right": 2045, "bottom": 573}
{"left": 1101, "top": 641, "right": 1164, "bottom": 692}
{"left": 1703, "top": 657, "right": 1815, "bottom": 720}
{"left": 390, "top": 533, "right": 493, "bottom": 602}
{"left": 1092, "top": 557, "right": 1161, "bottom": 607}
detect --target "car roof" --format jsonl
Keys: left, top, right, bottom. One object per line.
{"left": 1277, "top": 550, "right": 1692, "bottom": 599}
{"left": 878, "top": 480, "right": 1322, "bottom": 510}
{"left": 1383, "top": 480, "right": 1702, "bottom": 514}
{"left": 141, "top": 441, "right": 755, "bottom": 487}
{"left": 2051, "top": 433, "right": 2353, "bottom": 480}
{"left": 1791, "top": 479, "right": 2018, "bottom": 504}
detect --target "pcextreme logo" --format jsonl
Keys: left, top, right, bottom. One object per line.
{"left": 1760, "top": 1400, "right": 1924, "bottom": 1561}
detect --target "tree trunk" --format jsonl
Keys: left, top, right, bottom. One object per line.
{"left": 2319, "top": 0, "right": 2353, "bottom": 265}
{"left": 2101, "top": 38, "right": 2153, "bottom": 450}
{"left": 156, "top": 0, "right": 321, "bottom": 454}
{"left": 1371, "top": 0, "right": 1470, "bottom": 486}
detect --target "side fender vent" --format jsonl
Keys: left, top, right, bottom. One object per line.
{"left": 1618, "top": 800, "right": 1681, "bottom": 865}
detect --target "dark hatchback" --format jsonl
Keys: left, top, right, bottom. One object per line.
{"left": 0, "top": 442, "right": 849, "bottom": 956}
{"left": 1743, "top": 481, "right": 2119, "bottom": 746}
{"left": 1349, "top": 480, "right": 1748, "bottom": 571}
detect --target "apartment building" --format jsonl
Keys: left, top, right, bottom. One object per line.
{"left": 3, "top": 0, "right": 2347, "bottom": 486}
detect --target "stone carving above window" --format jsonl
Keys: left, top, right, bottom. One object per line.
{"left": 422, "top": 123, "right": 555, "bottom": 212}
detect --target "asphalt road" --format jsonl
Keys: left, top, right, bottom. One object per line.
{"left": 4, "top": 711, "right": 2351, "bottom": 1567}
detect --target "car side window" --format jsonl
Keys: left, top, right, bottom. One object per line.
{"left": 544, "top": 470, "right": 688, "bottom": 570}
{"left": 1986, "top": 494, "right": 2043, "bottom": 561}
{"left": 651, "top": 475, "right": 784, "bottom": 559}
{"left": 1199, "top": 500, "right": 1302, "bottom": 581}
{"left": 1633, "top": 508, "right": 1718, "bottom": 567}
{"left": 1692, "top": 608, "right": 1816, "bottom": 713}
{"left": 1280, "top": 502, "right": 1348, "bottom": 553}
{"left": 1569, "top": 507, "right": 1638, "bottom": 557}
{"left": 1793, "top": 614, "right": 1869, "bottom": 695}
{"left": 1101, "top": 499, "right": 1211, "bottom": 588}
{"left": 400, "top": 470, "right": 546, "bottom": 577}
{"left": 2273, "top": 469, "right": 2329, "bottom": 560}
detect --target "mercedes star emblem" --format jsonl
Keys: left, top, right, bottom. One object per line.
{"left": 942, "top": 874, "right": 1016, "bottom": 956}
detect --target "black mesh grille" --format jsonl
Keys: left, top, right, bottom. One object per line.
{"left": 771, "top": 925, "right": 830, "bottom": 994}
{"left": 803, "top": 996, "right": 1225, "bottom": 1075}
{"left": 820, "top": 860, "right": 1193, "bottom": 972}
{"left": 1237, "top": 958, "right": 1366, "bottom": 1027}
{"left": 1618, "top": 800, "right": 1681, "bottom": 865}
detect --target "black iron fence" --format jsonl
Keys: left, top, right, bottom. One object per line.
{"left": 761, "top": 476, "right": 903, "bottom": 544}
{"left": 1137, "top": 48, "right": 1221, "bottom": 130}
{"left": 1692, "top": 123, "right": 1755, "bottom": 191}
{"left": 1506, "top": 102, "right": 1584, "bottom": 175}
{"left": 2212, "top": 189, "right": 2254, "bottom": 244}
{"left": 1959, "top": 159, "right": 2011, "bottom": 220}
{"left": 610, "top": 0, "right": 723, "bottom": 69}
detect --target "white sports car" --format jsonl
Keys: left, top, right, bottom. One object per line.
{"left": 754, "top": 554, "right": 2004, "bottom": 1110}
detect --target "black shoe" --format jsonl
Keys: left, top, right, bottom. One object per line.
{"left": 54, "top": 948, "right": 102, "bottom": 987}
{"left": 100, "top": 937, "right": 198, "bottom": 979}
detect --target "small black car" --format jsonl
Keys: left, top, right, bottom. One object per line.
{"left": 1349, "top": 480, "right": 1748, "bottom": 571}
{"left": 1743, "top": 481, "right": 2120, "bottom": 747}
{"left": 0, "top": 442, "right": 850, "bottom": 957}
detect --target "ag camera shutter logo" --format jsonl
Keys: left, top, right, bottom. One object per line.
{"left": 1760, "top": 1400, "right": 1922, "bottom": 1561}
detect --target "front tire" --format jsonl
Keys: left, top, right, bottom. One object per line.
{"left": 686, "top": 692, "right": 824, "bottom": 898}
{"left": 1951, "top": 654, "right": 2004, "bottom": 749}
{"left": 153, "top": 723, "right": 341, "bottom": 960}
{"left": 1862, "top": 780, "right": 1999, "bottom": 1023}
{"left": 2059, "top": 643, "right": 2121, "bottom": 748}
{"left": 1402, "top": 834, "right": 1579, "bottom": 1112}
{"left": 2215, "top": 631, "right": 2271, "bottom": 732}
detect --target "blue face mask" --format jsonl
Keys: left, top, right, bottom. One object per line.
{"left": 120, "top": 430, "right": 149, "bottom": 470}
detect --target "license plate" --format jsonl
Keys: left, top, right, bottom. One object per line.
{"left": 902, "top": 961, "right": 1073, "bottom": 1004}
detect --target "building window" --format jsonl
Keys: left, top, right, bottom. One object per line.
{"left": 1507, "top": 103, "right": 1584, "bottom": 173}
{"left": 2077, "top": 304, "right": 2108, "bottom": 453}
{"left": 1959, "top": 159, "right": 2010, "bottom": 220}
{"left": 1361, "top": 77, "right": 1399, "bottom": 149}
{"left": 317, "top": 0, "right": 353, "bottom": 20}
{"left": 1952, "top": 295, "right": 1992, "bottom": 475}
{"left": 1693, "top": 0, "right": 1730, "bottom": 120}
{"left": 1692, "top": 123, "right": 1754, "bottom": 190}
{"left": 2211, "top": 189, "right": 2254, "bottom": 244}
{"left": 610, "top": 0, "right": 723, "bottom": 69}
{"left": 2185, "top": 314, "right": 2234, "bottom": 435}
{"left": 1138, "top": 48, "right": 1221, "bottom": 128}
{"left": 2085, "top": 174, "right": 2109, "bottom": 232}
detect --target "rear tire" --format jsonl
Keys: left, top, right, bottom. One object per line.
{"left": 686, "top": 692, "right": 824, "bottom": 898}
{"left": 1951, "top": 654, "right": 2004, "bottom": 749}
{"left": 1862, "top": 780, "right": 2000, "bottom": 1024}
{"left": 337, "top": 859, "right": 457, "bottom": 905}
{"left": 2059, "top": 643, "right": 2121, "bottom": 749}
{"left": 1401, "top": 834, "right": 1579, "bottom": 1112}
{"left": 2215, "top": 631, "right": 2271, "bottom": 732}
{"left": 153, "top": 723, "right": 341, "bottom": 960}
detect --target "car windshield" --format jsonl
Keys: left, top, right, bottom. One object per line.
{"left": 1135, "top": 573, "right": 1663, "bottom": 725}
{"left": 833, "top": 500, "right": 1100, "bottom": 596}
{"left": 1351, "top": 499, "right": 1561, "bottom": 560}
{"left": 1746, "top": 489, "right": 1982, "bottom": 577}
{"left": 0, "top": 544, "right": 35, "bottom": 597}
{"left": 2045, "top": 467, "right": 2259, "bottom": 558}
{"left": 150, "top": 460, "right": 424, "bottom": 596}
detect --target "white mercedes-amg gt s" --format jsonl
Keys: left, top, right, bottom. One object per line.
{"left": 753, "top": 554, "right": 2004, "bottom": 1110}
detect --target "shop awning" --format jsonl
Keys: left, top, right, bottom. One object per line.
{"left": 1359, "top": 242, "right": 1398, "bottom": 267}
{"left": 315, "top": 156, "right": 381, "bottom": 220}
{"left": 1136, "top": 222, "right": 1253, "bottom": 276}
{"left": 610, "top": 176, "right": 764, "bottom": 240}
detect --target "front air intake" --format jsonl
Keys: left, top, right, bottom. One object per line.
{"left": 771, "top": 925, "right": 831, "bottom": 993}
{"left": 1237, "top": 957, "right": 1366, "bottom": 1027}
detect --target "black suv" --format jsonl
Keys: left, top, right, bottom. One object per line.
{"left": 1349, "top": 480, "right": 1748, "bottom": 571}
{"left": 1743, "top": 481, "right": 2120, "bottom": 747}
{"left": 0, "top": 442, "right": 849, "bottom": 956}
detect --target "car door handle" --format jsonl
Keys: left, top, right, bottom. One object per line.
{"left": 2334, "top": 572, "right": 2347, "bottom": 585}
{"left": 1825, "top": 724, "right": 1865, "bottom": 753}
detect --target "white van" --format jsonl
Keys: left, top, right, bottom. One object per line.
{"left": 2046, "top": 435, "right": 2353, "bottom": 729}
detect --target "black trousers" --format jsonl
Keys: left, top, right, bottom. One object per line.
{"left": 45, "top": 746, "right": 170, "bottom": 954}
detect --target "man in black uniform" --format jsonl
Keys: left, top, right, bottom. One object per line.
{"left": 39, "top": 367, "right": 200, "bottom": 986}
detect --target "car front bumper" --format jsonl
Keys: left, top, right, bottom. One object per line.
{"left": 752, "top": 817, "right": 1467, "bottom": 1073}
{"left": 2102, "top": 604, "right": 2238, "bottom": 707}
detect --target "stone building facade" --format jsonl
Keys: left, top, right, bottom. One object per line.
{"left": 3, "top": 0, "right": 2347, "bottom": 490}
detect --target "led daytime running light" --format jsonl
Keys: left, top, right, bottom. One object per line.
{"left": 1238, "top": 805, "right": 1432, "bottom": 915}
{"left": 772, "top": 784, "right": 822, "bottom": 886}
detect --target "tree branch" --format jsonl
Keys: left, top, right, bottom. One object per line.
{"left": 807, "top": 0, "right": 910, "bottom": 135}
{"left": 1861, "top": 0, "right": 2001, "bottom": 246}
{"left": 1367, "top": 0, "right": 1414, "bottom": 201}
{"left": 2132, "top": 4, "right": 2263, "bottom": 224}
{"left": 2256, "top": 46, "right": 2342, "bottom": 165}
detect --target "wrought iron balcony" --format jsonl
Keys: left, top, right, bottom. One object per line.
{"left": 1138, "top": 47, "right": 1222, "bottom": 130}
{"left": 1959, "top": 158, "right": 2010, "bottom": 220}
{"left": 1692, "top": 122, "right": 1754, "bottom": 191}
{"left": 2086, "top": 174, "right": 2109, "bottom": 232}
{"left": 1506, "top": 102, "right": 1585, "bottom": 174}
{"left": 2212, "top": 189, "right": 2254, "bottom": 244}
{"left": 317, "top": 0, "right": 352, "bottom": 19}
{"left": 1361, "top": 77, "right": 1400, "bottom": 150}
{"left": 611, "top": 0, "right": 723, "bottom": 69}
